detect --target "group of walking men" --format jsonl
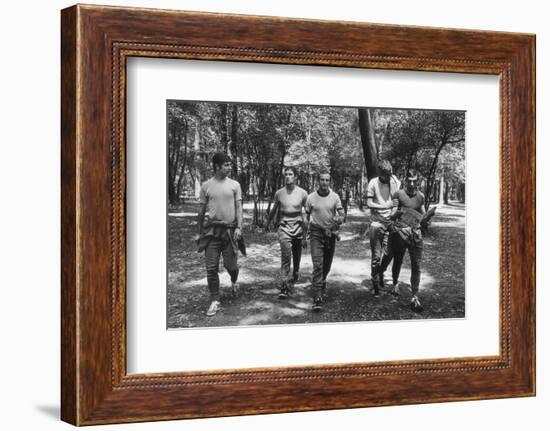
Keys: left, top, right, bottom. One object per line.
{"left": 196, "top": 153, "right": 426, "bottom": 317}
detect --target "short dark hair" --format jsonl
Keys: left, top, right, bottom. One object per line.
{"left": 283, "top": 166, "right": 297, "bottom": 176}
{"left": 318, "top": 169, "right": 331, "bottom": 179}
{"left": 377, "top": 160, "right": 392, "bottom": 175}
{"left": 212, "top": 152, "right": 232, "bottom": 170}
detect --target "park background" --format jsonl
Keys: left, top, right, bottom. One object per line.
{"left": 0, "top": 0, "right": 547, "bottom": 430}
{"left": 167, "top": 101, "right": 466, "bottom": 327}
{"left": 167, "top": 102, "right": 466, "bottom": 212}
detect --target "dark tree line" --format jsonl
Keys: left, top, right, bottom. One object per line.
{"left": 168, "top": 101, "right": 465, "bottom": 222}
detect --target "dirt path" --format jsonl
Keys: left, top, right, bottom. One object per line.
{"left": 167, "top": 202, "right": 465, "bottom": 328}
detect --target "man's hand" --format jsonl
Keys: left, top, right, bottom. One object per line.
{"left": 233, "top": 227, "right": 242, "bottom": 241}
{"left": 390, "top": 209, "right": 403, "bottom": 220}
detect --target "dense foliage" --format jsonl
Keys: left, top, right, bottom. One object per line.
{"left": 167, "top": 101, "right": 465, "bottom": 222}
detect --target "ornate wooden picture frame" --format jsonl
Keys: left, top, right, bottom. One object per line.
{"left": 61, "top": 4, "right": 535, "bottom": 425}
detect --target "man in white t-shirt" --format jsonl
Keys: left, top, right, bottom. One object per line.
{"left": 266, "top": 166, "right": 308, "bottom": 299}
{"left": 305, "top": 171, "right": 345, "bottom": 311}
{"left": 366, "top": 160, "right": 401, "bottom": 296}
{"left": 197, "top": 153, "right": 243, "bottom": 317}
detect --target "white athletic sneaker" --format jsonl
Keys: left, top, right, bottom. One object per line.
{"left": 206, "top": 300, "right": 221, "bottom": 317}
{"left": 410, "top": 296, "right": 423, "bottom": 312}
{"left": 231, "top": 282, "right": 240, "bottom": 297}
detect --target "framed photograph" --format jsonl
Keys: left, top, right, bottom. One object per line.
{"left": 61, "top": 4, "right": 535, "bottom": 425}
{"left": 164, "top": 100, "right": 466, "bottom": 330}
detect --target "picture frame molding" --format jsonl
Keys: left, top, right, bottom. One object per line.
{"left": 61, "top": 4, "right": 535, "bottom": 425}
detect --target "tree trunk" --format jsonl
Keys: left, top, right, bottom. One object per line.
{"left": 167, "top": 126, "right": 177, "bottom": 205}
{"left": 438, "top": 176, "right": 445, "bottom": 204}
{"left": 252, "top": 175, "right": 259, "bottom": 225}
{"left": 358, "top": 108, "right": 379, "bottom": 180}
{"left": 230, "top": 105, "right": 239, "bottom": 177}
{"left": 424, "top": 135, "right": 448, "bottom": 210}
{"left": 406, "top": 151, "right": 414, "bottom": 177}
{"left": 168, "top": 183, "right": 177, "bottom": 205}
{"left": 220, "top": 104, "right": 229, "bottom": 152}
{"left": 444, "top": 180, "right": 450, "bottom": 204}
{"left": 358, "top": 166, "right": 366, "bottom": 210}
{"left": 259, "top": 177, "right": 267, "bottom": 226}
{"left": 176, "top": 125, "right": 189, "bottom": 202}
{"left": 193, "top": 122, "right": 201, "bottom": 198}
{"left": 168, "top": 124, "right": 185, "bottom": 205}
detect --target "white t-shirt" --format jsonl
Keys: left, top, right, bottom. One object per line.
{"left": 366, "top": 176, "right": 401, "bottom": 219}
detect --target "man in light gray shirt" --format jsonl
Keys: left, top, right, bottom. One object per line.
{"left": 266, "top": 167, "right": 308, "bottom": 299}
{"left": 305, "top": 171, "right": 345, "bottom": 311}
{"left": 197, "top": 153, "right": 243, "bottom": 317}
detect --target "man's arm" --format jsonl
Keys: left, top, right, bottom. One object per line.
{"left": 303, "top": 197, "right": 312, "bottom": 245}
{"left": 300, "top": 191, "right": 309, "bottom": 229}
{"left": 265, "top": 200, "right": 280, "bottom": 230}
{"left": 419, "top": 204, "right": 426, "bottom": 215}
{"left": 334, "top": 207, "right": 346, "bottom": 226}
{"left": 197, "top": 182, "right": 208, "bottom": 236}
{"left": 197, "top": 203, "right": 207, "bottom": 236}
{"left": 335, "top": 195, "right": 345, "bottom": 223}
{"left": 418, "top": 193, "right": 426, "bottom": 215}
{"left": 303, "top": 211, "right": 311, "bottom": 246}
{"left": 236, "top": 200, "right": 243, "bottom": 227}
{"left": 389, "top": 194, "right": 401, "bottom": 219}
{"left": 366, "top": 197, "right": 393, "bottom": 210}
{"left": 233, "top": 200, "right": 244, "bottom": 240}
{"left": 234, "top": 183, "right": 244, "bottom": 240}
{"left": 304, "top": 196, "right": 312, "bottom": 225}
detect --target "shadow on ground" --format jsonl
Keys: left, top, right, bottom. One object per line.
{"left": 167, "top": 202, "right": 465, "bottom": 328}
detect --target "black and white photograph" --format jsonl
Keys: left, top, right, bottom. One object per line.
{"left": 3, "top": 0, "right": 544, "bottom": 429}
{"left": 167, "top": 100, "right": 466, "bottom": 328}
